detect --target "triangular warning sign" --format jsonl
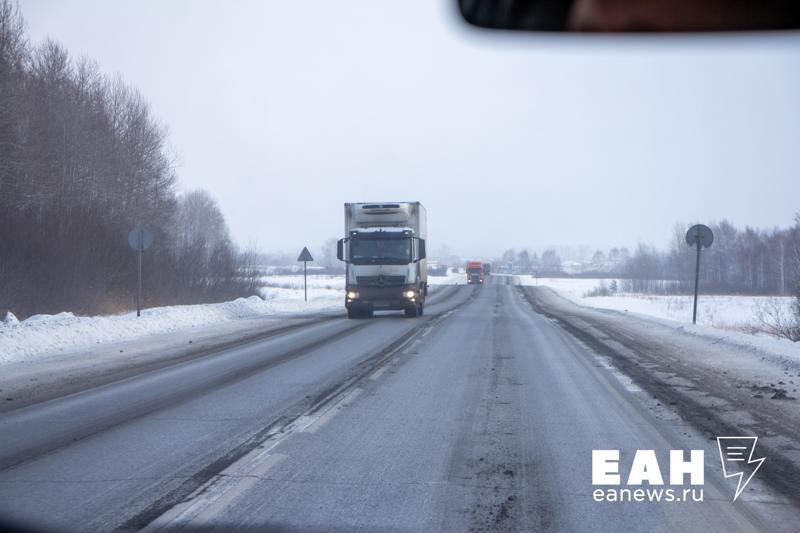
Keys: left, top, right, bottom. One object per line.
{"left": 297, "top": 246, "right": 314, "bottom": 262}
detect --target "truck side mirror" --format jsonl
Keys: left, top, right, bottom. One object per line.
{"left": 418, "top": 239, "right": 426, "bottom": 260}
{"left": 337, "top": 239, "right": 345, "bottom": 262}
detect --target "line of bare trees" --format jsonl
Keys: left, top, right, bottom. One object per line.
{"left": 617, "top": 217, "right": 800, "bottom": 297}
{"left": 615, "top": 218, "right": 800, "bottom": 340}
{"left": 498, "top": 248, "right": 566, "bottom": 275}
{"left": 0, "top": 1, "right": 259, "bottom": 318}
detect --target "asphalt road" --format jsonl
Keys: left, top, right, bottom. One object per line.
{"left": 1, "top": 277, "right": 798, "bottom": 532}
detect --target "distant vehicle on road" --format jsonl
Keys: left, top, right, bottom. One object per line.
{"left": 428, "top": 262, "right": 449, "bottom": 277}
{"left": 466, "top": 261, "right": 484, "bottom": 284}
{"left": 482, "top": 263, "right": 491, "bottom": 276}
{"left": 337, "top": 202, "right": 427, "bottom": 318}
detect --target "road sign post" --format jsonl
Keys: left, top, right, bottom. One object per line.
{"left": 692, "top": 240, "right": 701, "bottom": 324}
{"left": 138, "top": 246, "right": 142, "bottom": 316}
{"left": 128, "top": 227, "right": 154, "bottom": 317}
{"left": 297, "top": 247, "right": 314, "bottom": 302}
{"left": 685, "top": 224, "right": 714, "bottom": 325}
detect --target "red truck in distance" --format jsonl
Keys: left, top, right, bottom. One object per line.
{"left": 466, "top": 261, "right": 484, "bottom": 284}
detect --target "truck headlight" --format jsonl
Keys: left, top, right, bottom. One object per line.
{"left": 404, "top": 290, "right": 416, "bottom": 299}
{"left": 347, "top": 291, "right": 358, "bottom": 299}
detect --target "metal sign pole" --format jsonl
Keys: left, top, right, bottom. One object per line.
{"left": 128, "top": 226, "right": 153, "bottom": 318}
{"left": 137, "top": 243, "right": 143, "bottom": 317}
{"left": 685, "top": 224, "right": 713, "bottom": 326}
{"left": 692, "top": 241, "right": 701, "bottom": 325}
{"left": 297, "top": 246, "right": 314, "bottom": 302}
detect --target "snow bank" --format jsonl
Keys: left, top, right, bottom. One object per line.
{"left": 526, "top": 288, "right": 800, "bottom": 386}
{"left": 1, "top": 273, "right": 467, "bottom": 365}
{"left": 518, "top": 276, "right": 800, "bottom": 371}
{"left": 1, "top": 285, "right": 342, "bottom": 364}
{"left": 518, "top": 276, "right": 797, "bottom": 335}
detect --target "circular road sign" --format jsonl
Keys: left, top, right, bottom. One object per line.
{"left": 128, "top": 227, "right": 154, "bottom": 251}
{"left": 686, "top": 224, "right": 714, "bottom": 249}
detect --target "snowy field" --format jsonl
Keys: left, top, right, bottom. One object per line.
{"left": 428, "top": 270, "right": 467, "bottom": 285}
{"left": 260, "top": 274, "right": 345, "bottom": 304}
{"left": 1, "top": 273, "right": 464, "bottom": 365}
{"left": 517, "top": 276, "right": 797, "bottom": 336}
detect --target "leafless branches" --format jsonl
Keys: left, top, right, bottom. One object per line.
{"left": 0, "top": 1, "right": 259, "bottom": 318}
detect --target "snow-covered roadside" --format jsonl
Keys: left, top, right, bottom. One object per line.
{"left": 0, "top": 273, "right": 463, "bottom": 366}
{"left": 428, "top": 270, "right": 467, "bottom": 286}
{"left": 1, "top": 276, "right": 347, "bottom": 366}
{"left": 517, "top": 275, "right": 797, "bottom": 337}
{"left": 261, "top": 274, "right": 345, "bottom": 293}
{"left": 514, "top": 276, "right": 800, "bottom": 370}
{"left": 523, "top": 285, "right": 800, "bottom": 503}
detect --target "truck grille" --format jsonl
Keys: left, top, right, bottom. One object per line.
{"left": 356, "top": 275, "right": 406, "bottom": 286}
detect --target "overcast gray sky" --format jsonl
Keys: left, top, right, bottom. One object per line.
{"left": 20, "top": 0, "right": 800, "bottom": 258}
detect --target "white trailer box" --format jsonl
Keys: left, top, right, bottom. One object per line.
{"left": 338, "top": 202, "right": 427, "bottom": 318}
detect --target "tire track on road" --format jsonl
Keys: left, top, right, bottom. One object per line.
{"left": 132, "top": 286, "right": 481, "bottom": 531}
{"left": 0, "top": 320, "right": 371, "bottom": 472}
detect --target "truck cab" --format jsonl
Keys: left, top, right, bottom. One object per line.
{"left": 466, "top": 261, "right": 484, "bottom": 284}
{"left": 337, "top": 202, "right": 427, "bottom": 318}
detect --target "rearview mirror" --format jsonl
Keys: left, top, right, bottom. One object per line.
{"left": 457, "top": 0, "right": 800, "bottom": 32}
{"left": 337, "top": 239, "right": 346, "bottom": 262}
{"left": 418, "top": 239, "right": 426, "bottom": 261}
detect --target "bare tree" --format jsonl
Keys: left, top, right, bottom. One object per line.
{"left": 517, "top": 250, "right": 531, "bottom": 273}
{"left": 754, "top": 298, "right": 800, "bottom": 341}
{"left": 501, "top": 248, "right": 516, "bottom": 265}
{"left": 540, "top": 248, "right": 562, "bottom": 274}
{"left": 319, "top": 237, "right": 343, "bottom": 273}
{"left": 0, "top": 2, "right": 260, "bottom": 317}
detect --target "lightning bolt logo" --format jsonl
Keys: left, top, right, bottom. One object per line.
{"left": 717, "top": 436, "right": 765, "bottom": 501}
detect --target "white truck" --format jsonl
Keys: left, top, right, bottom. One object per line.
{"left": 337, "top": 202, "right": 427, "bottom": 318}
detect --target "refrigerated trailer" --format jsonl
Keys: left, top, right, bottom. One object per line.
{"left": 337, "top": 202, "right": 427, "bottom": 318}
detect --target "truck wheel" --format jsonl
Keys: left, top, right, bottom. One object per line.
{"left": 418, "top": 303, "right": 424, "bottom": 316}
{"left": 347, "top": 308, "right": 358, "bottom": 319}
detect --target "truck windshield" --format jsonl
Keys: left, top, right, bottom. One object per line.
{"left": 350, "top": 238, "right": 412, "bottom": 265}
{"left": 467, "top": 267, "right": 482, "bottom": 274}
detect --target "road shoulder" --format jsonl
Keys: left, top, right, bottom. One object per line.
{"left": 0, "top": 314, "right": 335, "bottom": 413}
{"left": 0, "top": 285, "right": 461, "bottom": 414}
{"left": 519, "top": 285, "right": 800, "bottom": 506}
